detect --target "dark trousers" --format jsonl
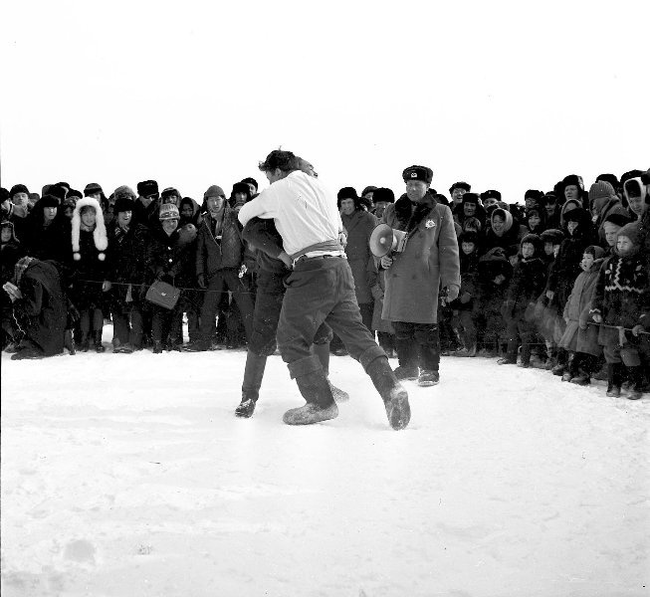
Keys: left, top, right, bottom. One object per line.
{"left": 199, "top": 268, "right": 254, "bottom": 344}
{"left": 277, "top": 257, "right": 384, "bottom": 368}
{"left": 113, "top": 304, "right": 144, "bottom": 348}
{"left": 250, "top": 268, "right": 332, "bottom": 357}
{"left": 393, "top": 320, "right": 440, "bottom": 371}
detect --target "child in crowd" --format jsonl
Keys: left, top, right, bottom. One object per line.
{"left": 451, "top": 232, "right": 480, "bottom": 356}
{"left": 499, "top": 234, "right": 547, "bottom": 367}
{"left": 558, "top": 246, "right": 605, "bottom": 384}
{"left": 590, "top": 222, "right": 648, "bottom": 399}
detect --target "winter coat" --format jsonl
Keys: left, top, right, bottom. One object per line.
{"left": 22, "top": 207, "right": 71, "bottom": 264}
{"left": 503, "top": 256, "right": 547, "bottom": 321}
{"left": 12, "top": 259, "right": 67, "bottom": 356}
{"left": 558, "top": 258, "right": 603, "bottom": 355}
{"left": 380, "top": 193, "right": 460, "bottom": 324}
{"left": 591, "top": 252, "right": 650, "bottom": 347}
{"left": 133, "top": 196, "right": 162, "bottom": 230}
{"left": 341, "top": 209, "right": 378, "bottom": 305}
{"left": 146, "top": 226, "right": 196, "bottom": 288}
{"left": 449, "top": 249, "right": 479, "bottom": 311}
{"left": 70, "top": 228, "right": 109, "bottom": 311}
{"left": 474, "top": 247, "right": 513, "bottom": 319}
{"left": 195, "top": 208, "right": 245, "bottom": 280}
{"left": 106, "top": 221, "right": 152, "bottom": 307}
{"left": 367, "top": 256, "right": 394, "bottom": 333}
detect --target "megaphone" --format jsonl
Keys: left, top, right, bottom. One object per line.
{"left": 369, "top": 223, "right": 408, "bottom": 258}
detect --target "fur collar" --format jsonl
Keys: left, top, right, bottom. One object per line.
{"left": 394, "top": 193, "right": 438, "bottom": 234}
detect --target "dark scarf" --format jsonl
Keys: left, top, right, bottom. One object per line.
{"left": 394, "top": 193, "right": 438, "bottom": 235}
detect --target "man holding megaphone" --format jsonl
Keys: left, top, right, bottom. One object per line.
{"left": 377, "top": 165, "right": 461, "bottom": 387}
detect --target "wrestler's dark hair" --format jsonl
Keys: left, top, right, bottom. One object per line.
{"left": 258, "top": 149, "right": 298, "bottom": 173}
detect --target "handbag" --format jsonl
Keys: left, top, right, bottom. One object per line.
{"left": 145, "top": 280, "right": 180, "bottom": 310}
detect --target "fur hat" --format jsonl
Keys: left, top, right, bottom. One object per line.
{"left": 137, "top": 180, "right": 159, "bottom": 197}
{"left": 71, "top": 197, "right": 108, "bottom": 261}
{"left": 563, "top": 207, "right": 588, "bottom": 223}
{"left": 10, "top": 184, "right": 29, "bottom": 198}
{"left": 48, "top": 184, "right": 67, "bottom": 201}
{"left": 520, "top": 233, "right": 542, "bottom": 254}
{"left": 159, "top": 203, "right": 180, "bottom": 221}
{"left": 240, "top": 177, "right": 258, "bottom": 191}
{"left": 524, "top": 189, "right": 544, "bottom": 203}
{"left": 402, "top": 165, "right": 433, "bottom": 185}
{"left": 462, "top": 192, "right": 480, "bottom": 205}
{"left": 204, "top": 185, "right": 225, "bottom": 200}
{"left": 361, "top": 186, "right": 378, "bottom": 197}
{"left": 1, "top": 220, "right": 19, "bottom": 243}
{"left": 596, "top": 173, "right": 619, "bottom": 190}
{"left": 39, "top": 194, "right": 61, "bottom": 208}
{"left": 449, "top": 181, "right": 471, "bottom": 194}
{"left": 232, "top": 182, "right": 251, "bottom": 196}
{"left": 161, "top": 187, "right": 181, "bottom": 202}
{"left": 540, "top": 228, "right": 564, "bottom": 245}
{"left": 67, "top": 189, "right": 83, "bottom": 200}
{"left": 114, "top": 197, "right": 135, "bottom": 214}
{"left": 602, "top": 212, "right": 632, "bottom": 229}
{"left": 561, "top": 174, "right": 584, "bottom": 191}
{"left": 84, "top": 182, "right": 104, "bottom": 197}
{"left": 481, "top": 190, "right": 502, "bottom": 202}
{"left": 114, "top": 185, "right": 137, "bottom": 201}
{"left": 337, "top": 187, "right": 358, "bottom": 201}
{"left": 373, "top": 188, "right": 395, "bottom": 204}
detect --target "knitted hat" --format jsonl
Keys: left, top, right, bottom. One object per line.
{"left": 337, "top": 187, "right": 358, "bottom": 201}
{"left": 114, "top": 185, "right": 137, "bottom": 200}
{"left": 373, "top": 188, "right": 395, "bottom": 204}
{"left": 588, "top": 181, "right": 615, "bottom": 204}
{"left": 71, "top": 197, "right": 108, "bottom": 261}
{"left": 203, "top": 185, "right": 225, "bottom": 200}
{"left": 10, "top": 184, "right": 29, "bottom": 197}
{"left": 137, "top": 180, "right": 159, "bottom": 197}
{"left": 449, "top": 181, "right": 471, "bottom": 194}
{"left": 84, "top": 182, "right": 103, "bottom": 197}
{"left": 159, "top": 203, "right": 180, "bottom": 220}
{"left": 114, "top": 197, "right": 135, "bottom": 214}
{"left": 616, "top": 221, "right": 642, "bottom": 247}
{"left": 402, "top": 165, "right": 433, "bottom": 185}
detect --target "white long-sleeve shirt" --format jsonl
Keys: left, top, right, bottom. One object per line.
{"left": 238, "top": 170, "right": 343, "bottom": 257}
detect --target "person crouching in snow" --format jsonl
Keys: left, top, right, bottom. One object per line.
{"left": 3, "top": 256, "right": 67, "bottom": 359}
{"left": 558, "top": 245, "right": 605, "bottom": 385}
{"left": 590, "top": 222, "right": 649, "bottom": 400}
{"left": 498, "top": 234, "right": 547, "bottom": 367}
{"left": 70, "top": 197, "right": 110, "bottom": 352}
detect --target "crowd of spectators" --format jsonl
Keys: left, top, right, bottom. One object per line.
{"left": 2, "top": 168, "right": 649, "bottom": 400}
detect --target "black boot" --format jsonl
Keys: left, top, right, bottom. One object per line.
{"left": 606, "top": 363, "right": 622, "bottom": 397}
{"left": 235, "top": 351, "right": 268, "bottom": 418}
{"left": 283, "top": 356, "right": 338, "bottom": 425}
{"left": 394, "top": 337, "right": 418, "bottom": 380}
{"left": 627, "top": 366, "right": 644, "bottom": 400}
{"left": 79, "top": 332, "right": 90, "bottom": 352}
{"left": 312, "top": 341, "right": 349, "bottom": 402}
{"left": 93, "top": 331, "right": 105, "bottom": 353}
{"left": 366, "top": 356, "right": 411, "bottom": 430}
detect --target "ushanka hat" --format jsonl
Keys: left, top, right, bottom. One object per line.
{"left": 449, "top": 181, "right": 471, "bottom": 194}
{"left": 402, "top": 165, "right": 433, "bottom": 185}
{"left": 71, "top": 197, "right": 108, "bottom": 261}
{"left": 39, "top": 194, "right": 61, "bottom": 208}
{"left": 137, "top": 180, "right": 159, "bottom": 197}
{"left": 114, "top": 197, "right": 135, "bottom": 214}
{"left": 372, "top": 188, "right": 395, "bottom": 204}
{"left": 10, "top": 184, "right": 29, "bottom": 197}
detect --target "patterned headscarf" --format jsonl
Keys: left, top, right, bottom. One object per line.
{"left": 14, "top": 256, "right": 35, "bottom": 286}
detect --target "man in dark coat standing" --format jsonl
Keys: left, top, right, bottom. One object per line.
{"left": 380, "top": 165, "right": 461, "bottom": 386}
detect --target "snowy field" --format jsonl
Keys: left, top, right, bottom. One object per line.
{"left": 1, "top": 329, "right": 648, "bottom": 597}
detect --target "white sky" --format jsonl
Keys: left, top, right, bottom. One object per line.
{"left": 1, "top": 0, "right": 648, "bottom": 203}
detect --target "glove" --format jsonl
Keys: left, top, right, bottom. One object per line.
{"left": 445, "top": 285, "right": 459, "bottom": 303}
{"left": 632, "top": 324, "right": 644, "bottom": 337}
{"left": 102, "top": 280, "right": 112, "bottom": 292}
{"left": 592, "top": 313, "right": 602, "bottom": 324}
{"left": 459, "top": 292, "right": 471, "bottom": 304}
{"left": 197, "top": 274, "right": 206, "bottom": 289}
{"left": 380, "top": 255, "right": 393, "bottom": 269}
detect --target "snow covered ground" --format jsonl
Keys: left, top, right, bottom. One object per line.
{"left": 1, "top": 330, "right": 648, "bottom": 597}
